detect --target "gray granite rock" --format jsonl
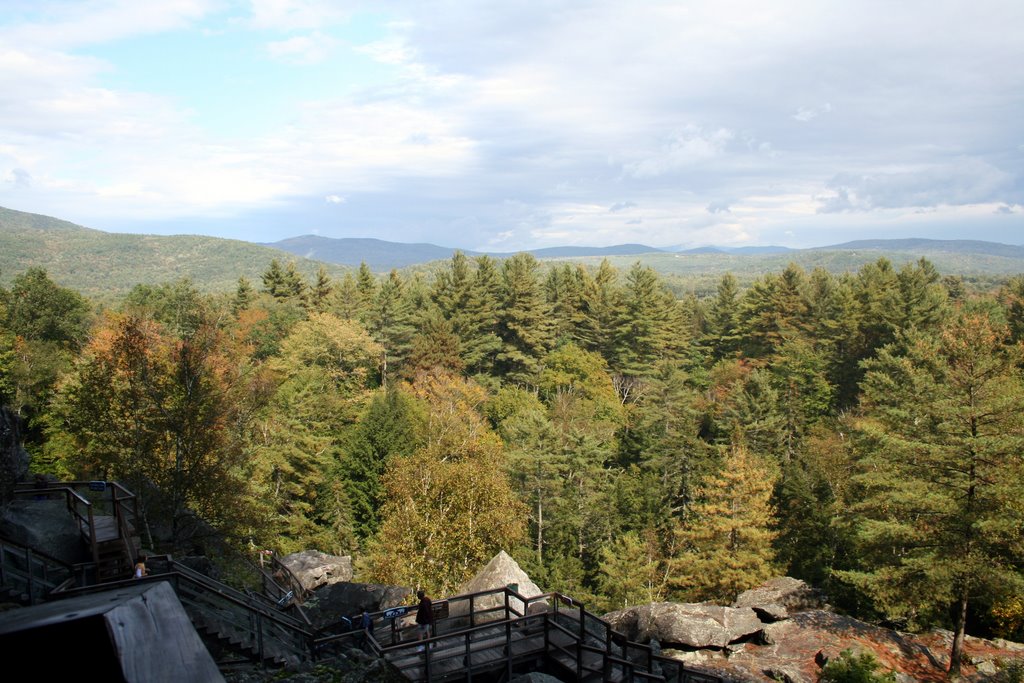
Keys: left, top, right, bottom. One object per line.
{"left": 604, "top": 602, "right": 764, "bottom": 649}
{"left": 280, "top": 550, "right": 353, "bottom": 592}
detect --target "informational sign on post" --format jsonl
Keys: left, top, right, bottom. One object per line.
{"left": 383, "top": 606, "right": 411, "bottom": 620}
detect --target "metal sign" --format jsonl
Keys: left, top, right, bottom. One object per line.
{"left": 88, "top": 480, "right": 107, "bottom": 491}
{"left": 558, "top": 595, "right": 575, "bottom": 608}
{"left": 383, "top": 606, "right": 411, "bottom": 620}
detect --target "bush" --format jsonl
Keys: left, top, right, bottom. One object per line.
{"left": 818, "top": 649, "right": 897, "bottom": 683}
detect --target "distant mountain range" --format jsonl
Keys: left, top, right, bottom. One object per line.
{"left": 262, "top": 235, "right": 665, "bottom": 270}
{"left": 2, "top": 205, "right": 1023, "bottom": 299}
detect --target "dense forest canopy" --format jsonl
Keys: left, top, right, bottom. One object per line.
{"left": 3, "top": 255, "right": 1024, "bottom": 675}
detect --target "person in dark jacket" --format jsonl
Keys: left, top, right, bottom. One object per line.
{"left": 415, "top": 590, "right": 433, "bottom": 641}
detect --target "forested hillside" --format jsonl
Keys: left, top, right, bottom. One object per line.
{"left": 0, "top": 206, "right": 347, "bottom": 300}
{"left": 2, "top": 253, "right": 1024, "bottom": 675}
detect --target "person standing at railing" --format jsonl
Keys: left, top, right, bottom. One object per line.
{"left": 415, "top": 590, "right": 433, "bottom": 642}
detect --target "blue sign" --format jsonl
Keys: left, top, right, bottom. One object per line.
{"left": 88, "top": 480, "right": 107, "bottom": 491}
{"left": 383, "top": 606, "right": 411, "bottom": 620}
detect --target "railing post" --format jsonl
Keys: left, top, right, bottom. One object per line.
{"left": 424, "top": 638, "right": 432, "bottom": 682}
{"left": 577, "top": 602, "right": 585, "bottom": 682}
{"left": 469, "top": 593, "right": 475, "bottom": 628}
{"left": 604, "top": 626, "right": 612, "bottom": 682}
{"left": 504, "top": 588, "right": 510, "bottom": 621}
{"left": 464, "top": 631, "right": 472, "bottom": 681}
{"left": 256, "top": 610, "right": 265, "bottom": 668}
{"left": 505, "top": 616, "right": 513, "bottom": 682}
{"left": 24, "top": 547, "right": 34, "bottom": 605}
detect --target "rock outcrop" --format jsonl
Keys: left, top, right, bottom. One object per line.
{"left": 279, "top": 550, "right": 353, "bottom": 592}
{"left": 306, "top": 582, "right": 412, "bottom": 630}
{"left": 604, "top": 602, "right": 764, "bottom": 649}
{"left": 732, "top": 577, "right": 827, "bottom": 622}
{"left": 449, "top": 550, "right": 545, "bottom": 621}
{"left": 602, "top": 577, "right": 1024, "bottom": 682}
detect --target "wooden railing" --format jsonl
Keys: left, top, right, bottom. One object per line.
{"left": 0, "top": 535, "right": 86, "bottom": 605}
{"left": 315, "top": 585, "right": 725, "bottom": 682}
{"left": 14, "top": 480, "right": 139, "bottom": 572}
{"left": 52, "top": 558, "right": 314, "bottom": 668}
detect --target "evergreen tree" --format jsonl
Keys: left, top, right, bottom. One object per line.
{"left": 371, "top": 270, "right": 414, "bottom": 386}
{"left": 340, "top": 387, "right": 425, "bottom": 542}
{"left": 310, "top": 265, "right": 334, "bottom": 313}
{"left": 704, "top": 273, "right": 742, "bottom": 360}
{"left": 579, "top": 259, "right": 621, "bottom": 364}
{"left": 496, "top": 253, "right": 553, "bottom": 384}
{"left": 232, "top": 277, "right": 254, "bottom": 315}
{"left": 613, "top": 263, "right": 681, "bottom": 380}
{"left": 669, "top": 442, "right": 779, "bottom": 603}
{"left": 840, "top": 309, "right": 1024, "bottom": 675}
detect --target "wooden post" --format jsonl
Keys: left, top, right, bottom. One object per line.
{"left": 24, "top": 547, "right": 34, "bottom": 605}
{"left": 577, "top": 602, "right": 585, "bottom": 682}
{"left": 469, "top": 593, "right": 475, "bottom": 628}
{"left": 505, "top": 617, "right": 513, "bottom": 681}
{"left": 464, "top": 631, "right": 472, "bottom": 681}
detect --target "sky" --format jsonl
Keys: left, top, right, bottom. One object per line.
{"left": 1, "top": 0, "right": 1022, "bottom": 251}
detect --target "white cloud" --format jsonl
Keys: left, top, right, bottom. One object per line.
{"left": 267, "top": 32, "right": 337, "bottom": 64}
{"left": 325, "top": 194, "right": 345, "bottom": 204}
{"left": 817, "top": 160, "right": 1017, "bottom": 213}
{"left": 793, "top": 103, "right": 832, "bottom": 122}
{"left": 247, "top": 0, "right": 349, "bottom": 31}
{"left": 625, "top": 126, "right": 735, "bottom": 179}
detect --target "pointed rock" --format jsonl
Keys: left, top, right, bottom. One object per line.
{"left": 450, "top": 550, "right": 545, "bottom": 620}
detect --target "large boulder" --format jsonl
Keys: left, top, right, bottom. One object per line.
{"left": 279, "top": 550, "right": 353, "bottom": 592}
{"left": 732, "top": 577, "right": 827, "bottom": 621}
{"left": 0, "top": 498, "right": 88, "bottom": 565}
{"left": 604, "top": 602, "right": 764, "bottom": 649}
{"left": 450, "top": 550, "right": 545, "bottom": 621}
{"left": 306, "top": 582, "right": 412, "bottom": 630}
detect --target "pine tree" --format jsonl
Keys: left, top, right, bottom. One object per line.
{"left": 613, "top": 263, "right": 681, "bottom": 380}
{"left": 371, "top": 270, "right": 414, "bottom": 386}
{"left": 340, "top": 387, "right": 425, "bottom": 542}
{"left": 496, "top": 253, "right": 553, "bottom": 384}
{"left": 704, "top": 273, "right": 742, "bottom": 360}
{"left": 840, "top": 308, "right": 1024, "bottom": 675}
{"left": 232, "top": 277, "right": 254, "bottom": 315}
{"left": 310, "top": 266, "right": 334, "bottom": 313}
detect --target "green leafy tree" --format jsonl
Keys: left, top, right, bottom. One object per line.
{"left": 839, "top": 309, "right": 1024, "bottom": 675}
{"left": 57, "top": 311, "right": 267, "bottom": 550}
{"left": 251, "top": 313, "right": 382, "bottom": 552}
{"left": 365, "top": 370, "right": 527, "bottom": 595}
